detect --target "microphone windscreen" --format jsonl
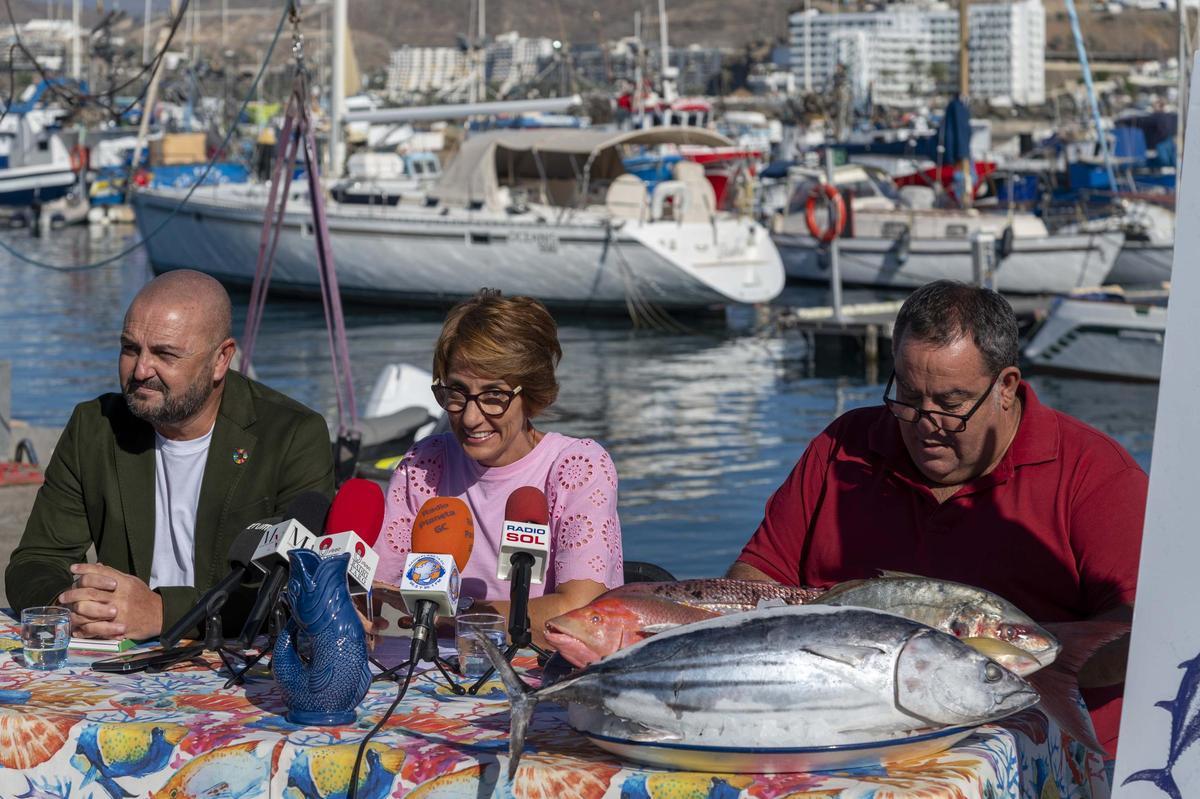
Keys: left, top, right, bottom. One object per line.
{"left": 412, "top": 496, "right": 475, "bottom": 572}
{"left": 504, "top": 485, "right": 550, "bottom": 526}
{"left": 228, "top": 521, "right": 280, "bottom": 568}
{"left": 324, "top": 478, "right": 385, "bottom": 547}
{"left": 284, "top": 490, "right": 332, "bottom": 536}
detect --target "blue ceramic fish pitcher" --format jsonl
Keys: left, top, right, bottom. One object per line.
{"left": 273, "top": 549, "right": 372, "bottom": 725}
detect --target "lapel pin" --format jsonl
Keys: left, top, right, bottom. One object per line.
{"left": 232, "top": 448, "right": 249, "bottom": 465}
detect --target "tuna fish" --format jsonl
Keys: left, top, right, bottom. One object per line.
{"left": 604, "top": 579, "right": 825, "bottom": 614}
{"left": 814, "top": 572, "right": 1062, "bottom": 667}
{"left": 485, "top": 605, "right": 1039, "bottom": 778}
{"left": 544, "top": 596, "right": 720, "bottom": 668}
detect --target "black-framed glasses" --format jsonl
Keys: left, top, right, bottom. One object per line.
{"left": 432, "top": 382, "right": 523, "bottom": 417}
{"left": 882, "top": 371, "right": 998, "bottom": 433}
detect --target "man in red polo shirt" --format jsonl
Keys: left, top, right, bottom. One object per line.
{"left": 730, "top": 280, "right": 1146, "bottom": 761}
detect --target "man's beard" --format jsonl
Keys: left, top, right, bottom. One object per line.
{"left": 123, "top": 375, "right": 213, "bottom": 427}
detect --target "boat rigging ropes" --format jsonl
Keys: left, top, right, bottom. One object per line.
{"left": 0, "top": 2, "right": 291, "bottom": 273}
{"left": 804, "top": 183, "right": 847, "bottom": 244}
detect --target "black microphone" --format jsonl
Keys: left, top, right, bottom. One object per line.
{"left": 236, "top": 491, "right": 331, "bottom": 648}
{"left": 160, "top": 523, "right": 272, "bottom": 649}
{"left": 497, "top": 486, "right": 551, "bottom": 648}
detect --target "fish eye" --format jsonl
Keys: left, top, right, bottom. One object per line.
{"left": 984, "top": 662, "right": 1005, "bottom": 683}
{"left": 590, "top": 614, "right": 601, "bottom": 624}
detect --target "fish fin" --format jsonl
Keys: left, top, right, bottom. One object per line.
{"left": 640, "top": 623, "right": 681, "bottom": 634}
{"left": 755, "top": 598, "right": 788, "bottom": 609}
{"left": 1154, "top": 699, "right": 1176, "bottom": 713}
{"left": 801, "top": 643, "right": 886, "bottom": 668}
{"left": 1027, "top": 666, "right": 1105, "bottom": 754}
{"left": 1042, "top": 620, "right": 1130, "bottom": 676}
{"left": 478, "top": 634, "right": 537, "bottom": 781}
{"left": 811, "top": 580, "right": 869, "bottom": 602}
{"left": 877, "top": 569, "right": 929, "bottom": 579}
{"left": 1124, "top": 768, "right": 1182, "bottom": 799}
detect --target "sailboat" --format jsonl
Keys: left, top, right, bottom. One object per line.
{"left": 132, "top": 127, "right": 785, "bottom": 311}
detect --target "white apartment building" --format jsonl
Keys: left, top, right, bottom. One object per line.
{"left": 487, "top": 31, "right": 555, "bottom": 94}
{"left": 386, "top": 47, "right": 471, "bottom": 100}
{"left": 788, "top": 0, "right": 1045, "bottom": 105}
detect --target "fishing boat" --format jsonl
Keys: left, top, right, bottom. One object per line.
{"left": 1022, "top": 290, "right": 1166, "bottom": 381}
{"left": 769, "top": 164, "right": 1122, "bottom": 294}
{"left": 131, "top": 127, "right": 785, "bottom": 312}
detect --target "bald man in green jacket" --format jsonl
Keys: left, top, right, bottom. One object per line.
{"left": 6, "top": 270, "right": 334, "bottom": 641}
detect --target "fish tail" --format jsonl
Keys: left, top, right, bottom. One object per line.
{"left": 1026, "top": 666, "right": 1106, "bottom": 754}
{"left": 96, "top": 771, "right": 134, "bottom": 799}
{"left": 1042, "top": 620, "right": 1131, "bottom": 674}
{"left": 477, "top": 635, "right": 536, "bottom": 781}
{"left": 1123, "top": 767, "right": 1181, "bottom": 799}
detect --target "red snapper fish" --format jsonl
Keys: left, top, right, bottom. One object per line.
{"left": 603, "top": 579, "right": 826, "bottom": 614}
{"left": 544, "top": 596, "right": 719, "bottom": 667}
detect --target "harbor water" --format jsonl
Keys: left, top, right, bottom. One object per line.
{"left": 1, "top": 226, "right": 1159, "bottom": 578}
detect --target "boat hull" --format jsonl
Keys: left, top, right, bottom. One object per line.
{"left": 1022, "top": 297, "right": 1165, "bottom": 381}
{"left": 774, "top": 231, "right": 1122, "bottom": 295}
{"left": 132, "top": 189, "right": 783, "bottom": 312}
{"left": 1104, "top": 241, "right": 1174, "bottom": 285}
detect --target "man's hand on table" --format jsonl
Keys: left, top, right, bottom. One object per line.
{"left": 57, "top": 563, "right": 163, "bottom": 641}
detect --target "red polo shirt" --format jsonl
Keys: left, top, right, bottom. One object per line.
{"left": 737, "top": 382, "right": 1146, "bottom": 757}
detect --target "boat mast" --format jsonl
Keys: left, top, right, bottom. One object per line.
{"left": 958, "top": 0, "right": 973, "bottom": 206}
{"left": 658, "top": 0, "right": 674, "bottom": 106}
{"left": 331, "top": 0, "right": 346, "bottom": 178}
{"left": 1063, "top": 0, "right": 1117, "bottom": 192}
{"left": 71, "top": 0, "right": 80, "bottom": 79}
{"left": 1179, "top": 0, "right": 1190, "bottom": 162}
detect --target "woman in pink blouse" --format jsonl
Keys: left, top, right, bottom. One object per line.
{"left": 374, "top": 291, "right": 623, "bottom": 644}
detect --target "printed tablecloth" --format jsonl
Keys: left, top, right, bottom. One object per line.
{"left": 0, "top": 616, "right": 1109, "bottom": 799}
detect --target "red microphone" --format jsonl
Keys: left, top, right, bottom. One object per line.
{"left": 498, "top": 486, "right": 550, "bottom": 584}
{"left": 317, "top": 478, "right": 385, "bottom": 594}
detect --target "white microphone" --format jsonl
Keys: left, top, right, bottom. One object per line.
{"left": 317, "top": 533, "right": 380, "bottom": 596}
{"left": 497, "top": 486, "right": 551, "bottom": 585}
{"left": 398, "top": 553, "right": 461, "bottom": 617}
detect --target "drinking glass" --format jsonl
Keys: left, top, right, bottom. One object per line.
{"left": 455, "top": 613, "right": 507, "bottom": 679}
{"left": 21, "top": 606, "right": 70, "bottom": 670}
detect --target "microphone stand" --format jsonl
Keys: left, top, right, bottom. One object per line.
{"left": 148, "top": 599, "right": 252, "bottom": 680}
{"left": 373, "top": 602, "right": 465, "bottom": 694}
{"left": 468, "top": 552, "right": 551, "bottom": 694}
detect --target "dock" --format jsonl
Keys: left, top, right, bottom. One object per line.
{"left": 767, "top": 293, "right": 1059, "bottom": 379}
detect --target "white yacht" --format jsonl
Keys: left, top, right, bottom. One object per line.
{"left": 768, "top": 165, "right": 1123, "bottom": 295}
{"left": 132, "top": 128, "right": 784, "bottom": 312}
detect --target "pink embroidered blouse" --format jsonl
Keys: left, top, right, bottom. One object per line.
{"left": 376, "top": 431, "right": 624, "bottom": 601}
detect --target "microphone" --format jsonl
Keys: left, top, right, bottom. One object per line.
{"left": 160, "top": 524, "right": 273, "bottom": 649}
{"left": 236, "top": 491, "right": 331, "bottom": 648}
{"left": 398, "top": 496, "right": 476, "bottom": 663}
{"left": 315, "top": 478, "right": 384, "bottom": 595}
{"left": 497, "top": 486, "right": 551, "bottom": 653}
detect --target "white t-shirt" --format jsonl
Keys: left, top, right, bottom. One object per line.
{"left": 149, "top": 424, "right": 214, "bottom": 589}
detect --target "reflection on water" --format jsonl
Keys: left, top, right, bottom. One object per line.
{"left": 0, "top": 228, "right": 1159, "bottom": 577}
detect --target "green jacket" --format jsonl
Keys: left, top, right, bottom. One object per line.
{"left": 6, "top": 370, "right": 335, "bottom": 639}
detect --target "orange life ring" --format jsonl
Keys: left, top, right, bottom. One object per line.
{"left": 69, "top": 144, "right": 87, "bottom": 173}
{"left": 804, "top": 183, "right": 846, "bottom": 243}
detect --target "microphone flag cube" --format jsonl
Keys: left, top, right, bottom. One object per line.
{"left": 497, "top": 520, "right": 550, "bottom": 584}
{"left": 316, "top": 532, "right": 380, "bottom": 595}
{"left": 399, "top": 553, "right": 461, "bottom": 617}
{"left": 250, "top": 518, "right": 319, "bottom": 570}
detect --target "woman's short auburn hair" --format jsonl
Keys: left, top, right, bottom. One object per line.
{"left": 432, "top": 290, "right": 562, "bottom": 417}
